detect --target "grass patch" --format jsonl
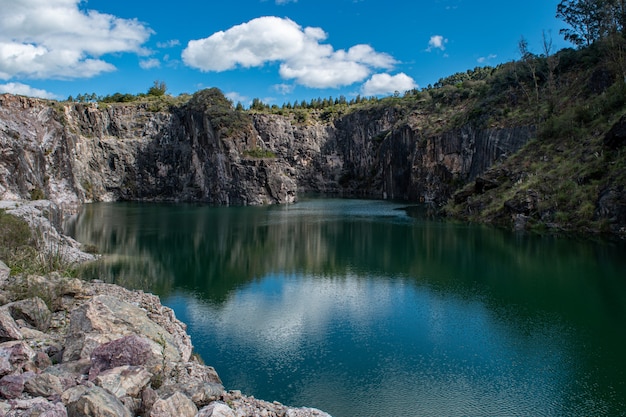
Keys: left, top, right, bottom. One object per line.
{"left": 0, "top": 209, "right": 78, "bottom": 277}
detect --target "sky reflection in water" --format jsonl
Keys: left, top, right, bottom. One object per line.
{"left": 69, "top": 199, "right": 626, "bottom": 417}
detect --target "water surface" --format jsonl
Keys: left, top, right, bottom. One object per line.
{"left": 68, "top": 199, "right": 626, "bottom": 417}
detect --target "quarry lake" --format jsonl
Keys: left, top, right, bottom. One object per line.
{"left": 67, "top": 198, "right": 626, "bottom": 417}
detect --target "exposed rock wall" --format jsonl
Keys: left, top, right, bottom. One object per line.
{"left": 0, "top": 93, "right": 534, "bottom": 209}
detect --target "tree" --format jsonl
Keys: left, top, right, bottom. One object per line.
{"left": 557, "top": 0, "right": 625, "bottom": 46}
{"left": 147, "top": 80, "right": 167, "bottom": 97}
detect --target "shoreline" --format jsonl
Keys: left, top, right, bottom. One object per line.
{"left": 0, "top": 199, "right": 332, "bottom": 417}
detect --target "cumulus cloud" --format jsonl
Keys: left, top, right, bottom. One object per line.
{"left": 427, "top": 35, "right": 448, "bottom": 52}
{"left": 0, "top": 82, "right": 57, "bottom": 99}
{"left": 362, "top": 73, "right": 417, "bottom": 96}
{"left": 0, "top": 0, "right": 152, "bottom": 80}
{"left": 140, "top": 58, "right": 161, "bottom": 70}
{"left": 182, "top": 16, "right": 397, "bottom": 89}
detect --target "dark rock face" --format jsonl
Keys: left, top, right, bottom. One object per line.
{"left": 605, "top": 115, "right": 626, "bottom": 149}
{"left": 0, "top": 92, "right": 534, "bottom": 209}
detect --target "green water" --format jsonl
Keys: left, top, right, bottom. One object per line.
{"left": 67, "top": 198, "right": 626, "bottom": 417}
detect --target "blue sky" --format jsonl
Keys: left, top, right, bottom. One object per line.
{"left": 0, "top": 0, "right": 570, "bottom": 106}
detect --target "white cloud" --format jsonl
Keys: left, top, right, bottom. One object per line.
{"left": 362, "top": 73, "right": 417, "bottom": 96}
{"left": 0, "top": 82, "right": 57, "bottom": 99}
{"left": 225, "top": 91, "right": 248, "bottom": 104}
{"left": 156, "top": 40, "right": 181, "bottom": 49}
{"left": 182, "top": 16, "right": 397, "bottom": 89}
{"left": 0, "top": 0, "right": 152, "bottom": 80}
{"left": 427, "top": 35, "right": 448, "bottom": 52}
{"left": 274, "top": 83, "right": 295, "bottom": 95}
{"left": 477, "top": 54, "right": 497, "bottom": 64}
{"left": 140, "top": 58, "right": 161, "bottom": 70}
{"left": 276, "top": 0, "right": 297, "bottom": 3}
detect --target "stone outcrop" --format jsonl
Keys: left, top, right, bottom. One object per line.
{"left": 0, "top": 272, "right": 332, "bottom": 417}
{"left": 0, "top": 92, "right": 533, "bottom": 211}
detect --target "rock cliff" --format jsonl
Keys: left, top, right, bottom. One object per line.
{"left": 0, "top": 92, "right": 533, "bottom": 210}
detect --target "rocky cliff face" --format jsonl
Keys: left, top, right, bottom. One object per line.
{"left": 0, "top": 92, "right": 534, "bottom": 210}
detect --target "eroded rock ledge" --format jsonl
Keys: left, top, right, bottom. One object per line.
{"left": 0, "top": 268, "right": 331, "bottom": 417}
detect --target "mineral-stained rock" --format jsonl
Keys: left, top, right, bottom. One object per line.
{"left": 62, "top": 385, "right": 132, "bottom": 417}
{"left": 0, "top": 372, "right": 35, "bottom": 399}
{"left": 6, "top": 297, "right": 52, "bottom": 331}
{"left": 149, "top": 391, "right": 198, "bottom": 417}
{"left": 94, "top": 365, "right": 152, "bottom": 398}
{"left": 157, "top": 380, "right": 223, "bottom": 408}
{"left": 63, "top": 295, "right": 182, "bottom": 365}
{"left": 0, "top": 308, "right": 22, "bottom": 342}
{"left": 88, "top": 335, "right": 156, "bottom": 380}
{"left": 0, "top": 341, "right": 36, "bottom": 376}
{"left": 3, "top": 397, "right": 68, "bottom": 417}
{"left": 197, "top": 402, "right": 236, "bottom": 417}
{"left": 24, "top": 372, "right": 64, "bottom": 397}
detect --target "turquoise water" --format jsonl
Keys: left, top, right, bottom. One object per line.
{"left": 68, "top": 199, "right": 626, "bottom": 417}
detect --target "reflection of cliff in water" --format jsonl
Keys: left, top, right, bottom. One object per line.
{"left": 67, "top": 200, "right": 626, "bottom": 322}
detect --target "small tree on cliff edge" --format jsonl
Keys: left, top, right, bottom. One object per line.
{"left": 148, "top": 80, "right": 167, "bottom": 97}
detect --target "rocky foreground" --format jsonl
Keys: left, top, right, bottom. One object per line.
{"left": 0, "top": 201, "right": 331, "bottom": 417}
{"left": 0, "top": 268, "right": 332, "bottom": 417}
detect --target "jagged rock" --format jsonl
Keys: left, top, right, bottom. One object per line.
{"left": 0, "top": 341, "right": 36, "bottom": 376}
{"left": 62, "top": 385, "right": 132, "bottom": 417}
{"left": 197, "top": 402, "right": 235, "bottom": 417}
{"left": 120, "top": 396, "right": 142, "bottom": 415}
{"left": 94, "top": 365, "right": 152, "bottom": 398}
{"left": 88, "top": 335, "right": 157, "bottom": 380}
{"left": 43, "top": 360, "right": 91, "bottom": 391}
{"left": 24, "top": 373, "right": 64, "bottom": 397}
{"left": 157, "top": 380, "right": 223, "bottom": 409}
{"left": 149, "top": 392, "right": 198, "bottom": 417}
{"left": 141, "top": 386, "right": 159, "bottom": 416}
{"left": 6, "top": 297, "right": 52, "bottom": 331}
{"left": 0, "top": 372, "right": 35, "bottom": 399}
{"left": 0, "top": 308, "right": 22, "bottom": 342}
{"left": 3, "top": 397, "right": 67, "bottom": 417}
{"left": 63, "top": 295, "right": 182, "bottom": 364}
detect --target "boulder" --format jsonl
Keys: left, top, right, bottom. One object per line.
{"left": 0, "top": 341, "right": 36, "bottom": 376}
{"left": 63, "top": 295, "right": 182, "bottom": 364}
{"left": 6, "top": 297, "right": 52, "bottom": 331}
{"left": 197, "top": 402, "right": 236, "bottom": 417}
{"left": 149, "top": 392, "right": 198, "bottom": 417}
{"left": 0, "top": 372, "right": 35, "bottom": 399}
{"left": 3, "top": 397, "right": 68, "bottom": 417}
{"left": 62, "top": 385, "right": 132, "bottom": 417}
{"left": 24, "top": 372, "right": 64, "bottom": 397}
{"left": 285, "top": 408, "right": 333, "bottom": 417}
{"left": 43, "top": 360, "right": 91, "bottom": 391}
{"left": 0, "top": 308, "right": 22, "bottom": 342}
{"left": 88, "top": 335, "right": 158, "bottom": 379}
{"left": 94, "top": 365, "right": 152, "bottom": 398}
